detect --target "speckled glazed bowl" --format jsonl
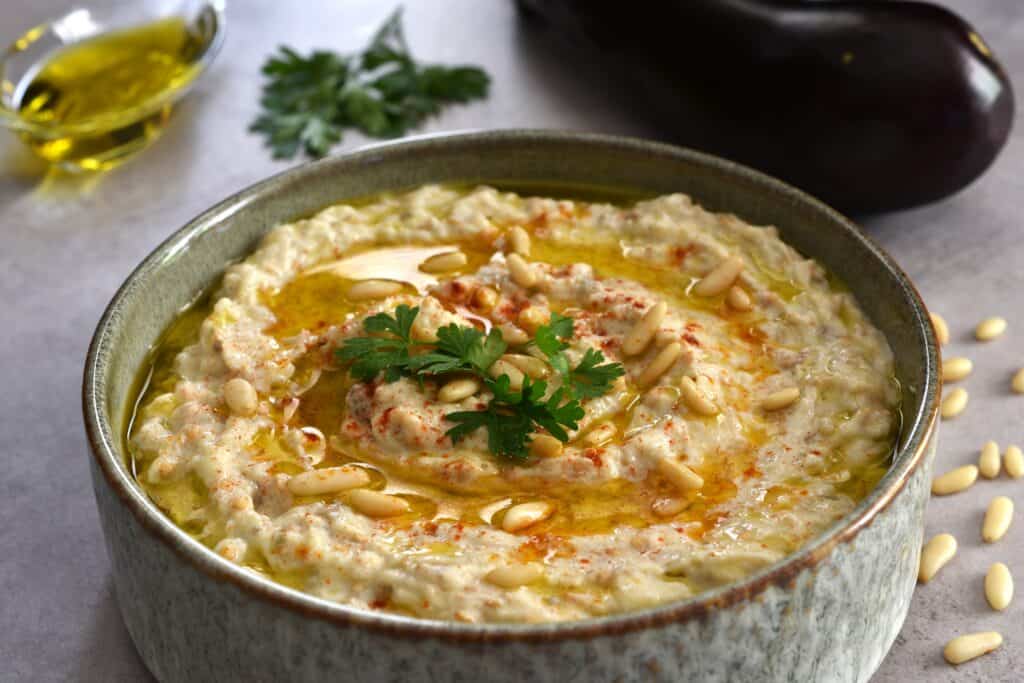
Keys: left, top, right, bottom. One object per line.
{"left": 83, "top": 130, "right": 940, "bottom": 683}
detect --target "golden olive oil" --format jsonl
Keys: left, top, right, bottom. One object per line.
{"left": 125, "top": 186, "right": 901, "bottom": 597}
{"left": 15, "top": 17, "right": 206, "bottom": 171}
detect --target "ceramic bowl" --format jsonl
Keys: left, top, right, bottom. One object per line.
{"left": 83, "top": 130, "right": 940, "bottom": 682}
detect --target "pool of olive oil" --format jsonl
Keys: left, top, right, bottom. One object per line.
{"left": 125, "top": 186, "right": 902, "bottom": 597}
{"left": 15, "top": 17, "right": 207, "bottom": 171}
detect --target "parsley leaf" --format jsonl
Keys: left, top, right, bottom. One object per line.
{"left": 445, "top": 406, "right": 532, "bottom": 462}
{"left": 336, "top": 305, "right": 418, "bottom": 381}
{"left": 533, "top": 312, "right": 625, "bottom": 397}
{"left": 407, "top": 324, "right": 506, "bottom": 377}
{"left": 446, "top": 376, "right": 584, "bottom": 460}
{"left": 567, "top": 348, "right": 626, "bottom": 399}
{"left": 533, "top": 312, "right": 572, "bottom": 376}
{"left": 250, "top": 7, "right": 491, "bottom": 159}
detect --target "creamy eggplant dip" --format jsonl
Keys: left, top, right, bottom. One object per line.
{"left": 128, "top": 185, "right": 899, "bottom": 623}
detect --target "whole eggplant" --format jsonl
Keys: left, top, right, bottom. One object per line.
{"left": 516, "top": 0, "right": 1014, "bottom": 214}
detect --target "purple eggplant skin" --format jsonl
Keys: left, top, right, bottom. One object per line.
{"left": 516, "top": 0, "right": 1014, "bottom": 214}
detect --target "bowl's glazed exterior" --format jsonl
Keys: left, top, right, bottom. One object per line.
{"left": 83, "top": 130, "right": 939, "bottom": 683}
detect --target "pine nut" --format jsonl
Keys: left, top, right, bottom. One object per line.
{"left": 488, "top": 359, "right": 525, "bottom": 391}
{"left": 679, "top": 376, "right": 719, "bottom": 416}
{"left": 761, "top": 386, "right": 800, "bottom": 412}
{"left": 726, "top": 285, "right": 753, "bottom": 311}
{"left": 507, "top": 253, "right": 537, "bottom": 288}
{"left": 975, "top": 316, "right": 1007, "bottom": 341}
{"left": 501, "top": 501, "right": 554, "bottom": 532}
{"left": 287, "top": 465, "right": 371, "bottom": 496}
{"left": 982, "top": 496, "right": 1013, "bottom": 543}
{"left": 419, "top": 250, "right": 467, "bottom": 273}
{"left": 583, "top": 423, "right": 617, "bottom": 447}
{"left": 657, "top": 458, "right": 704, "bottom": 492}
{"left": 940, "top": 387, "right": 968, "bottom": 419}
{"left": 651, "top": 497, "right": 687, "bottom": 517}
{"left": 930, "top": 312, "right": 949, "bottom": 346}
{"left": 485, "top": 563, "right": 542, "bottom": 588}
{"left": 622, "top": 301, "right": 667, "bottom": 356}
{"left": 501, "top": 353, "right": 550, "bottom": 379}
{"left": 943, "top": 632, "right": 1002, "bottom": 665}
{"left": 498, "top": 323, "right": 530, "bottom": 345}
{"left": 693, "top": 255, "right": 744, "bottom": 297}
{"left": 529, "top": 434, "right": 563, "bottom": 458}
{"left": 281, "top": 397, "right": 299, "bottom": 422}
{"left": 931, "top": 465, "right": 978, "bottom": 496}
{"left": 439, "top": 377, "right": 480, "bottom": 403}
{"left": 918, "top": 533, "right": 957, "bottom": 583}
{"left": 347, "top": 490, "right": 410, "bottom": 518}
{"left": 224, "top": 377, "right": 258, "bottom": 417}
{"left": 507, "top": 226, "right": 531, "bottom": 256}
{"left": 1013, "top": 368, "right": 1024, "bottom": 394}
{"left": 653, "top": 329, "right": 677, "bottom": 348}
{"left": 1005, "top": 445, "right": 1024, "bottom": 479}
{"left": 941, "top": 357, "right": 973, "bottom": 382}
{"left": 517, "top": 306, "right": 547, "bottom": 333}
{"left": 985, "top": 562, "right": 1013, "bottom": 611}
{"left": 638, "top": 342, "right": 683, "bottom": 387}
{"left": 979, "top": 441, "right": 1001, "bottom": 479}
{"left": 348, "top": 279, "right": 403, "bottom": 300}
{"left": 471, "top": 286, "right": 498, "bottom": 311}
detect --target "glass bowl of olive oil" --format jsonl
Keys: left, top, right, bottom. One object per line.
{"left": 0, "top": 0, "right": 225, "bottom": 172}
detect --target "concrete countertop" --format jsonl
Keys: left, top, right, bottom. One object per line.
{"left": 1, "top": 1, "right": 1021, "bottom": 680}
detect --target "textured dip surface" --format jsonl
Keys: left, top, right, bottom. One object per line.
{"left": 128, "top": 185, "right": 899, "bottom": 623}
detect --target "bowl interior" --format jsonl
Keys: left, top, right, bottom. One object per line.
{"left": 86, "top": 130, "right": 938, "bottom": 629}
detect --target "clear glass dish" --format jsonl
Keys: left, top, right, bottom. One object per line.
{"left": 0, "top": 0, "right": 226, "bottom": 171}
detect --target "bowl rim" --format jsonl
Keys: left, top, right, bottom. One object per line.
{"left": 83, "top": 129, "right": 940, "bottom": 642}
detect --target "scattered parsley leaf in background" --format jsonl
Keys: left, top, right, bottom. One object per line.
{"left": 250, "top": 7, "right": 491, "bottom": 159}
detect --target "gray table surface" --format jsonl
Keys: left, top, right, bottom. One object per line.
{"left": 2, "top": 0, "right": 1021, "bottom": 681}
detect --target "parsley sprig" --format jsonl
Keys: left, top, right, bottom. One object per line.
{"left": 335, "top": 304, "right": 419, "bottom": 382}
{"left": 533, "top": 313, "right": 626, "bottom": 399}
{"left": 250, "top": 7, "right": 491, "bottom": 159}
{"left": 446, "top": 376, "right": 584, "bottom": 460}
{"left": 336, "top": 306, "right": 623, "bottom": 461}
{"left": 406, "top": 324, "right": 506, "bottom": 378}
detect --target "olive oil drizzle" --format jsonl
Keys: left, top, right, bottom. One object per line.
{"left": 126, "top": 187, "right": 900, "bottom": 594}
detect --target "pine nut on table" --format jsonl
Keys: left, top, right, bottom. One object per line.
{"left": 985, "top": 562, "right": 1013, "bottom": 611}
{"left": 931, "top": 465, "right": 978, "bottom": 496}
{"left": 1005, "top": 445, "right": 1024, "bottom": 479}
{"left": 982, "top": 496, "right": 1013, "bottom": 543}
{"left": 940, "top": 387, "right": 968, "bottom": 419}
{"left": 979, "top": 441, "right": 1001, "bottom": 479}
{"left": 943, "top": 632, "right": 1003, "bottom": 665}
{"left": 918, "top": 533, "right": 957, "bottom": 583}
{"left": 930, "top": 312, "right": 950, "bottom": 345}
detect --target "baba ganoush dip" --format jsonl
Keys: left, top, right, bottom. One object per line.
{"left": 128, "top": 185, "right": 899, "bottom": 624}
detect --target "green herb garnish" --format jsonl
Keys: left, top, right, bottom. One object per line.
{"left": 335, "top": 304, "right": 419, "bottom": 382}
{"left": 446, "top": 376, "right": 584, "bottom": 461}
{"left": 405, "top": 324, "right": 507, "bottom": 378}
{"left": 533, "top": 313, "right": 626, "bottom": 399}
{"left": 250, "top": 7, "right": 491, "bottom": 159}
{"left": 337, "top": 306, "right": 623, "bottom": 461}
